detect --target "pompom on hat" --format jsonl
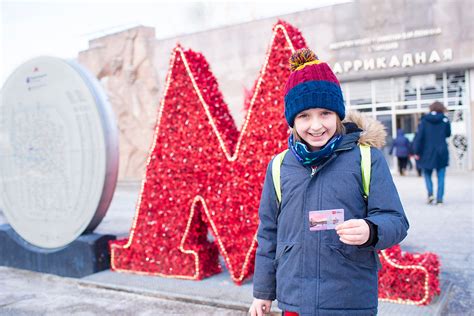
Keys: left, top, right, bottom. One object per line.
{"left": 284, "top": 48, "right": 345, "bottom": 127}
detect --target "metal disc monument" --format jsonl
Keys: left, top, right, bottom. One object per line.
{"left": 0, "top": 56, "right": 119, "bottom": 250}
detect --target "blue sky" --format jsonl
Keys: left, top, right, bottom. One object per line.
{"left": 0, "top": 0, "right": 350, "bottom": 86}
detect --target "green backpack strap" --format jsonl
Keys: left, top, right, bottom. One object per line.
{"left": 271, "top": 145, "right": 371, "bottom": 205}
{"left": 272, "top": 149, "right": 288, "bottom": 204}
{"left": 359, "top": 144, "right": 371, "bottom": 199}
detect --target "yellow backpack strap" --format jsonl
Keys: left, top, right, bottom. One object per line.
{"left": 359, "top": 144, "right": 371, "bottom": 199}
{"left": 271, "top": 149, "right": 288, "bottom": 204}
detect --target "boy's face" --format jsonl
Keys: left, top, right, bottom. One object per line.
{"left": 294, "top": 108, "right": 337, "bottom": 151}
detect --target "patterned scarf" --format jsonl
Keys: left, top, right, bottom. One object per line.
{"left": 288, "top": 133, "right": 343, "bottom": 166}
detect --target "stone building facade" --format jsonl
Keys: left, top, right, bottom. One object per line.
{"left": 79, "top": 0, "right": 474, "bottom": 180}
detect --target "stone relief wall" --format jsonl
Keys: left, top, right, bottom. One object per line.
{"left": 78, "top": 26, "right": 159, "bottom": 181}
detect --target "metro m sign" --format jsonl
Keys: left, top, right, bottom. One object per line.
{"left": 110, "top": 21, "right": 306, "bottom": 284}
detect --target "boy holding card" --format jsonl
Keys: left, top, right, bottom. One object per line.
{"left": 250, "top": 48, "right": 409, "bottom": 316}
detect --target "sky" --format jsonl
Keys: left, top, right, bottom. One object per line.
{"left": 0, "top": 0, "right": 350, "bottom": 87}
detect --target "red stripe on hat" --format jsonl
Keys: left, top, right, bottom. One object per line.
{"left": 284, "top": 62, "right": 340, "bottom": 95}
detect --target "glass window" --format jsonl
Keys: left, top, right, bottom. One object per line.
{"left": 374, "top": 79, "right": 392, "bottom": 104}
{"left": 401, "top": 77, "right": 417, "bottom": 102}
{"left": 419, "top": 73, "right": 443, "bottom": 101}
{"left": 392, "top": 76, "right": 417, "bottom": 110}
{"left": 446, "top": 71, "right": 465, "bottom": 107}
{"left": 347, "top": 81, "right": 372, "bottom": 106}
{"left": 339, "top": 70, "right": 468, "bottom": 170}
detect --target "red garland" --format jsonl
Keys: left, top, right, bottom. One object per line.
{"left": 378, "top": 246, "right": 441, "bottom": 305}
{"left": 110, "top": 20, "right": 306, "bottom": 284}
{"left": 109, "top": 20, "right": 441, "bottom": 304}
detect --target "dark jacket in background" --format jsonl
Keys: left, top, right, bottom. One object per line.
{"left": 414, "top": 112, "right": 451, "bottom": 169}
{"left": 390, "top": 129, "right": 411, "bottom": 158}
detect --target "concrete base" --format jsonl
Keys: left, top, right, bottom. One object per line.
{"left": 0, "top": 224, "right": 115, "bottom": 278}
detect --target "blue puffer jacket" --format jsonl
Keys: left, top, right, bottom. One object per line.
{"left": 253, "top": 115, "right": 409, "bottom": 315}
{"left": 414, "top": 112, "right": 451, "bottom": 170}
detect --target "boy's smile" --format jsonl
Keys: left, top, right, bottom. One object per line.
{"left": 308, "top": 131, "right": 325, "bottom": 138}
{"left": 294, "top": 108, "right": 337, "bottom": 151}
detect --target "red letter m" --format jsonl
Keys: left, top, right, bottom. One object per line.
{"left": 110, "top": 21, "right": 305, "bottom": 284}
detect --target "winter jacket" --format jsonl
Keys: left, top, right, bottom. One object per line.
{"left": 389, "top": 129, "right": 410, "bottom": 158}
{"left": 414, "top": 112, "right": 451, "bottom": 170}
{"left": 253, "top": 112, "right": 409, "bottom": 315}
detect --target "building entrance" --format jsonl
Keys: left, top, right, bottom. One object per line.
{"left": 342, "top": 71, "right": 470, "bottom": 170}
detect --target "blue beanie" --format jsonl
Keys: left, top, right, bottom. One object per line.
{"left": 284, "top": 48, "right": 345, "bottom": 127}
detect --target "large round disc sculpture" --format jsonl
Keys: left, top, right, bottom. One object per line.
{"left": 0, "top": 56, "right": 118, "bottom": 249}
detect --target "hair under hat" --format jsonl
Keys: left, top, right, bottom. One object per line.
{"left": 284, "top": 48, "right": 345, "bottom": 127}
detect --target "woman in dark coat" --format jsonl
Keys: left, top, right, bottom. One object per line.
{"left": 414, "top": 101, "right": 451, "bottom": 204}
{"left": 390, "top": 129, "right": 411, "bottom": 175}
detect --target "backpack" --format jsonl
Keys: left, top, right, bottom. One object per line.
{"left": 271, "top": 145, "right": 371, "bottom": 212}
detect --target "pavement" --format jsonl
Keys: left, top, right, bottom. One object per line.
{"left": 0, "top": 169, "right": 473, "bottom": 315}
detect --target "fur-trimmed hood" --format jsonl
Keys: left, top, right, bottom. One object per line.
{"left": 343, "top": 110, "right": 387, "bottom": 149}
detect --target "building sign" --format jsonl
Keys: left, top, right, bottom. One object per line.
{"left": 328, "top": 27, "right": 455, "bottom": 74}
{"left": 330, "top": 28, "right": 442, "bottom": 51}
{"left": 332, "top": 49, "right": 453, "bottom": 74}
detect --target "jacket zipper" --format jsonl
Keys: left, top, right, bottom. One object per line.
{"left": 309, "top": 146, "right": 354, "bottom": 178}
{"left": 306, "top": 145, "right": 353, "bottom": 309}
{"left": 310, "top": 155, "right": 336, "bottom": 177}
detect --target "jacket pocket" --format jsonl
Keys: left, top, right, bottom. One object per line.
{"left": 274, "top": 243, "right": 300, "bottom": 306}
{"left": 319, "top": 244, "right": 378, "bottom": 309}
{"left": 327, "top": 244, "right": 376, "bottom": 269}
{"left": 273, "top": 243, "right": 294, "bottom": 269}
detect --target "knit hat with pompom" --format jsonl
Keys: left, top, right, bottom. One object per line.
{"left": 284, "top": 48, "right": 345, "bottom": 127}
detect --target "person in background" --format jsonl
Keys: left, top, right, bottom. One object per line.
{"left": 389, "top": 128, "right": 411, "bottom": 176}
{"left": 414, "top": 101, "right": 451, "bottom": 205}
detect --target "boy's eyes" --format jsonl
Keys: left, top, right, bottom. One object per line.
{"left": 297, "top": 111, "right": 332, "bottom": 118}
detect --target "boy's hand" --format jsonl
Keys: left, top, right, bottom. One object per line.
{"left": 335, "top": 219, "right": 370, "bottom": 245}
{"left": 249, "top": 298, "right": 272, "bottom": 316}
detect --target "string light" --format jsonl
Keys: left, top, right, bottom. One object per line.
{"left": 378, "top": 247, "right": 439, "bottom": 305}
